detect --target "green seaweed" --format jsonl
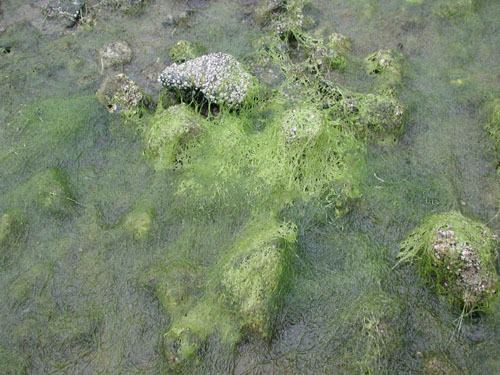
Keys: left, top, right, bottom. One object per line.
{"left": 168, "top": 40, "right": 207, "bottom": 64}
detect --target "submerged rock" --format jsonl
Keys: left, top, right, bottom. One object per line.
{"left": 168, "top": 40, "right": 206, "bottom": 64}
{"left": 41, "top": 0, "right": 84, "bottom": 28}
{"left": 220, "top": 221, "right": 297, "bottom": 339}
{"left": 483, "top": 98, "right": 500, "bottom": 169}
{"left": 0, "top": 211, "right": 24, "bottom": 249}
{"left": 282, "top": 103, "right": 324, "bottom": 143}
{"left": 99, "top": 0, "right": 149, "bottom": 15}
{"left": 98, "top": 41, "right": 133, "bottom": 69}
{"left": 343, "top": 93, "right": 405, "bottom": 140}
{"left": 159, "top": 52, "right": 257, "bottom": 108}
{"left": 29, "top": 168, "right": 75, "bottom": 217}
{"left": 365, "top": 49, "right": 403, "bottom": 90}
{"left": 145, "top": 104, "right": 204, "bottom": 170}
{"left": 122, "top": 205, "right": 154, "bottom": 240}
{"left": 96, "top": 73, "right": 152, "bottom": 115}
{"left": 161, "top": 218, "right": 297, "bottom": 370}
{"left": 399, "top": 212, "right": 499, "bottom": 312}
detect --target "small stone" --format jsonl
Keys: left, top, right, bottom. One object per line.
{"left": 99, "top": 41, "right": 133, "bottom": 69}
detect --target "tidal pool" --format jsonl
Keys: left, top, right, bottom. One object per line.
{"left": 0, "top": 0, "right": 499, "bottom": 373}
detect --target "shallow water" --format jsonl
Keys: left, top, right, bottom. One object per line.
{"left": 0, "top": 0, "right": 499, "bottom": 373}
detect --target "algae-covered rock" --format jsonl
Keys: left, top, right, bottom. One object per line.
{"left": 220, "top": 220, "right": 297, "bottom": 339}
{"left": 399, "top": 212, "right": 499, "bottom": 312}
{"left": 42, "top": 0, "right": 84, "bottom": 28}
{"left": 29, "top": 168, "right": 75, "bottom": 217}
{"left": 98, "top": 41, "right": 133, "bottom": 69}
{"left": 168, "top": 40, "right": 206, "bottom": 64}
{"left": 344, "top": 93, "right": 405, "bottom": 140}
{"left": 122, "top": 205, "right": 154, "bottom": 239}
{"left": 99, "top": 0, "right": 150, "bottom": 15}
{"left": 0, "top": 210, "right": 24, "bottom": 249}
{"left": 159, "top": 52, "right": 258, "bottom": 108}
{"left": 254, "top": 0, "right": 287, "bottom": 26}
{"left": 432, "top": 0, "right": 477, "bottom": 18}
{"left": 483, "top": 98, "right": 500, "bottom": 168}
{"left": 306, "top": 34, "right": 348, "bottom": 72}
{"left": 145, "top": 104, "right": 204, "bottom": 169}
{"left": 365, "top": 49, "right": 403, "bottom": 90}
{"left": 282, "top": 103, "right": 324, "bottom": 143}
{"left": 96, "top": 73, "right": 152, "bottom": 115}
{"left": 423, "top": 354, "right": 462, "bottom": 375}
{"left": 0, "top": 346, "right": 26, "bottom": 374}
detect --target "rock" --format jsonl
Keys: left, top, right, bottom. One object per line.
{"left": 220, "top": 220, "right": 297, "bottom": 339}
{"left": 96, "top": 73, "right": 152, "bottom": 115}
{"left": 254, "top": 0, "right": 287, "bottom": 25}
{"left": 483, "top": 98, "right": 500, "bottom": 169}
{"left": 99, "top": 0, "right": 149, "bottom": 15}
{"left": 423, "top": 354, "right": 461, "bottom": 375}
{"left": 162, "top": 10, "right": 191, "bottom": 28}
{"left": 0, "top": 211, "right": 24, "bottom": 249}
{"left": 365, "top": 49, "right": 403, "bottom": 90}
{"left": 159, "top": 53, "right": 257, "bottom": 108}
{"left": 41, "top": 0, "right": 85, "bottom": 28}
{"left": 98, "top": 41, "right": 133, "bottom": 70}
{"left": 122, "top": 206, "right": 153, "bottom": 240}
{"left": 29, "top": 168, "right": 75, "bottom": 217}
{"left": 168, "top": 40, "right": 206, "bottom": 64}
{"left": 398, "top": 211, "right": 499, "bottom": 312}
{"left": 345, "top": 93, "right": 405, "bottom": 140}
{"left": 145, "top": 104, "right": 204, "bottom": 170}
{"left": 432, "top": 0, "right": 477, "bottom": 18}
{"left": 307, "top": 34, "right": 348, "bottom": 72}
{"left": 282, "top": 103, "right": 324, "bottom": 143}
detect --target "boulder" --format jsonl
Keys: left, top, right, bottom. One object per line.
{"left": 41, "top": 0, "right": 85, "bottom": 28}
{"left": 398, "top": 211, "right": 499, "bottom": 312}
{"left": 96, "top": 73, "right": 152, "bottom": 115}
{"left": 98, "top": 41, "right": 133, "bottom": 70}
{"left": 159, "top": 52, "right": 257, "bottom": 108}
{"left": 145, "top": 104, "right": 204, "bottom": 170}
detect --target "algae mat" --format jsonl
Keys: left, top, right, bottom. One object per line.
{"left": 0, "top": 0, "right": 499, "bottom": 373}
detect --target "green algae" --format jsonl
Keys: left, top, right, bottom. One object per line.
{"left": 144, "top": 104, "right": 206, "bottom": 170}
{"left": 0, "top": 0, "right": 499, "bottom": 373}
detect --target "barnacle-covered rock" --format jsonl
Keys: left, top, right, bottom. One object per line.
{"left": 343, "top": 93, "right": 405, "bottom": 140}
{"left": 96, "top": 73, "right": 152, "bottom": 115}
{"left": 168, "top": 40, "right": 206, "bottom": 64}
{"left": 99, "top": 41, "right": 133, "bottom": 69}
{"left": 282, "top": 103, "right": 324, "bottom": 143}
{"left": 398, "top": 212, "right": 499, "bottom": 312}
{"left": 365, "top": 49, "right": 403, "bottom": 90}
{"left": 159, "top": 53, "right": 257, "bottom": 108}
{"left": 145, "top": 104, "right": 204, "bottom": 170}
{"left": 41, "top": 0, "right": 84, "bottom": 28}
{"left": 220, "top": 220, "right": 297, "bottom": 339}
{"left": 29, "top": 168, "right": 75, "bottom": 217}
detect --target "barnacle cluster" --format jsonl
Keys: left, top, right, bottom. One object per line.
{"left": 158, "top": 52, "right": 254, "bottom": 108}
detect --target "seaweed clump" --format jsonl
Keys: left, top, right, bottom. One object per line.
{"left": 0, "top": 211, "right": 24, "bottom": 251}
{"left": 144, "top": 104, "right": 205, "bottom": 170}
{"left": 398, "top": 212, "right": 499, "bottom": 312}
{"left": 159, "top": 218, "right": 297, "bottom": 371}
